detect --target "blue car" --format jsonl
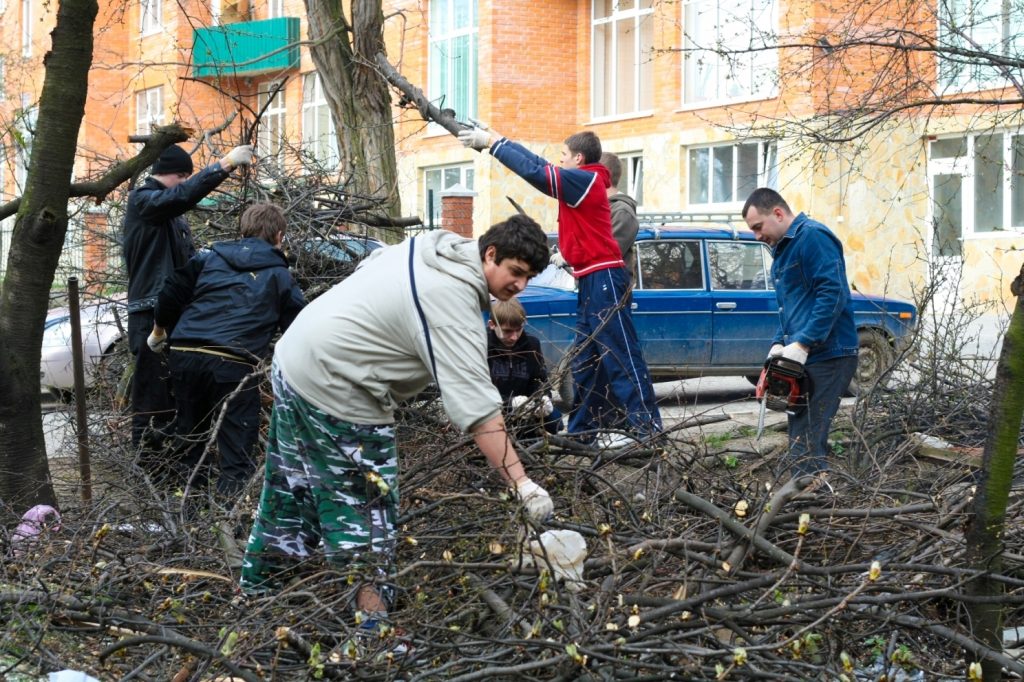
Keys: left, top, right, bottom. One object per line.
{"left": 517, "top": 220, "right": 917, "bottom": 396}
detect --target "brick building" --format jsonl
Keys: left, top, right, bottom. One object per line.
{"left": 2, "top": 0, "right": 1024, "bottom": 347}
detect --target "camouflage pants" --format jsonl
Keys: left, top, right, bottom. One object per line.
{"left": 240, "top": 361, "right": 399, "bottom": 593}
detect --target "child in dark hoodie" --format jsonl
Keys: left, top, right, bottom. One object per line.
{"left": 487, "top": 298, "right": 562, "bottom": 438}
{"left": 458, "top": 125, "right": 661, "bottom": 448}
{"left": 149, "top": 203, "right": 306, "bottom": 496}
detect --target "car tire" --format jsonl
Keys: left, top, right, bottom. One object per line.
{"left": 551, "top": 354, "right": 574, "bottom": 412}
{"left": 745, "top": 374, "right": 762, "bottom": 387}
{"left": 848, "top": 329, "right": 894, "bottom": 396}
{"left": 92, "top": 337, "right": 132, "bottom": 409}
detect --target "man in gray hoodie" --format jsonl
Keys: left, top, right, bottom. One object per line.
{"left": 240, "top": 214, "right": 553, "bottom": 627}
{"left": 600, "top": 152, "right": 639, "bottom": 275}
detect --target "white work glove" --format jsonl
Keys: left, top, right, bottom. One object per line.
{"left": 514, "top": 478, "right": 553, "bottom": 522}
{"left": 767, "top": 343, "right": 784, "bottom": 360}
{"left": 147, "top": 329, "right": 168, "bottom": 353}
{"left": 510, "top": 395, "right": 530, "bottom": 411}
{"left": 458, "top": 127, "right": 492, "bottom": 151}
{"left": 222, "top": 144, "right": 254, "bottom": 169}
{"left": 537, "top": 395, "right": 554, "bottom": 417}
{"left": 780, "top": 342, "right": 808, "bottom": 365}
{"left": 550, "top": 250, "right": 567, "bottom": 268}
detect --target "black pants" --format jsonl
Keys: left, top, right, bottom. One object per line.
{"left": 128, "top": 310, "right": 175, "bottom": 450}
{"left": 168, "top": 350, "right": 261, "bottom": 494}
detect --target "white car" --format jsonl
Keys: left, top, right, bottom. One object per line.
{"left": 41, "top": 295, "right": 128, "bottom": 398}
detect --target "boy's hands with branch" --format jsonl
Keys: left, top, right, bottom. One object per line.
{"left": 458, "top": 118, "right": 498, "bottom": 151}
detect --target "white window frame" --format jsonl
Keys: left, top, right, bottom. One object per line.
{"left": 423, "top": 163, "right": 474, "bottom": 227}
{"left": 937, "top": 0, "right": 1024, "bottom": 92}
{"left": 0, "top": 58, "right": 6, "bottom": 101}
{"left": 141, "top": 0, "right": 162, "bottom": 36}
{"left": 258, "top": 82, "right": 287, "bottom": 168}
{"left": 591, "top": 1, "right": 655, "bottom": 120}
{"left": 21, "top": 0, "right": 31, "bottom": 57}
{"left": 210, "top": 0, "right": 221, "bottom": 25}
{"left": 616, "top": 151, "right": 645, "bottom": 205}
{"left": 687, "top": 140, "right": 778, "bottom": 209}
{"left": 681, "top": 0, "right": 779, "bottom": 107}
{"left": 301, "top": 72, "right": 340, "bottom": 168}
{"left": 927, "top": 131, "right": 1024, "bottom": 241}
{"left": 134, "top": 86, "right": 164, "bottom": 135}
{"left": 14, "top": 96, "right": 35, "bottom": 193}
{"left": 267, "top": 0, "right": 284, "bottom": 18}
{"left": 428, "top": 0, "right": 478, "bottom": 127}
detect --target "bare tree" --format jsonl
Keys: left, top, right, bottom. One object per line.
{"left": 302, "top": 0, "right": 401, "bottom": 217}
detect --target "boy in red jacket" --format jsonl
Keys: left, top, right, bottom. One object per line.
{"left": 460, "top": 125, "right": 661, "bottom": 447}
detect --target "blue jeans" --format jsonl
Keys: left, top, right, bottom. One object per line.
{"left": 786, "top": 355, "right": 857, "bottom": 476}
{"left": 568, "top": 266, "right": 661, "bottom": 437}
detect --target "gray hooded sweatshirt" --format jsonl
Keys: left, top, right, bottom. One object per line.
{"left": 609, "top": 192, "right": 639, "bottom": 274}
{"left": 275, "top": 230, "right": 502, "bottom": 431}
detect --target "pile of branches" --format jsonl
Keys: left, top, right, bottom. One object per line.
{"left": 2, "top": 378, "right": 1021, "bottom": 681}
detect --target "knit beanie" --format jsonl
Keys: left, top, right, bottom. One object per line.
{"left": 151, "top": 145, "right": 194, "bottom": 176}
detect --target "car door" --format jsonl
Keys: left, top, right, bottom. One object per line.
{"left": 707, "top": 240, "right": 777, "bottom": 368}
{"left": 631, "top": 239, "right": 712, "bottom": 371}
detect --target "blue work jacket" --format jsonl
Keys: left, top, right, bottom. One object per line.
{"left": 770, "top": 213, "right": 858, "bottom": 364}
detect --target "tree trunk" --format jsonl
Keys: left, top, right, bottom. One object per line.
{"left": 963, "top": 261, "right": 1024, "bottom": 680}
{"left": 302, "top": 0, "right": 400, "bottom": 217}
{"left": 0, "top": 0, "right": 99, "bottom": 509}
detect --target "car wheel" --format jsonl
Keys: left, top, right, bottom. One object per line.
{"left": 92, "top": 337, "right": 132, "bottom": 409}
{"left": 745, "top": 374, "right": 762, "bottom": 387}
{"left": 849, "top": 329, "right": 894, "bottom": 396}
{"left": 551, "top": 354, "right": 574, "bottom": 412}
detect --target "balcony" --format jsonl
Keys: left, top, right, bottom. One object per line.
{"left": 192, "top": 17, "right": 300, "bottom": 78}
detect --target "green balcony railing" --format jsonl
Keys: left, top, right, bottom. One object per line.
{"left": 192, "top": 17, "right": 300, "bottom": 78}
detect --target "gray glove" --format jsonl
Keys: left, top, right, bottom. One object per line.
{"left": 781, "top": 342, "right": 808, "bottom": 365}
{"left": 767, "top": 343, "right": 784, "bottom": 360}
{"left": 510, "top": 395, "right": 530, "bottom": 411}
{"left": 147, "top": 329, "right": 168, "bottom": 353}
{"left": 514, "top": 478, "right": 553, "bottom": 522}
{"left": 222, "top": 144, "right": 254, "bottom": 169}
{"left": 537, "top": 395, "right": 554, "bottom": 417}
{"left": 458, "top": 127, "right": 492, "bottom": 151}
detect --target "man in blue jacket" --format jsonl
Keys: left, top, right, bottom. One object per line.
{"left": 122, "top": 143, "right": 254, "bottom": 452}
{"left": 742, "top": 188, "right": 858, "bottom": 478}
{"left": 148, "top": 203, "right": 305, "bottom": 497}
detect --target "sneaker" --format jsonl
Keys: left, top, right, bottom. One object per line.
{"left": 595, "top": 432, "right": 639, "bottom": 450}
{"left": 356, "top": 620, "right": 414, "bottom": 660}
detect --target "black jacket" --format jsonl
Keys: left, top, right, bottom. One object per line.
{"left": 154, "top": 238, "right": 306, "bottom": 361}
{"left": 486, "top": 329, "right": 549, "bottom": 406}
{"left": 123, "top": 165, "right": 232, "bottom": 313}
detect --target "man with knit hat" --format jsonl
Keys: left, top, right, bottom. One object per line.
{"left": 122, "top": 142, "right": 254, "bottom": 455}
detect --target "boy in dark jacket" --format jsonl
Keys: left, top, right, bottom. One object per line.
{"left": 487, "top": 298, "right": 562, "bottom": 437}
{"left": 149, "top": 203, "right": 306, "bottom": 496}
{"left": 459, "top": 124, "right": 660, "bottom": 448}
{"left": 122, "top": 143, "right": 254, "bottom": 450}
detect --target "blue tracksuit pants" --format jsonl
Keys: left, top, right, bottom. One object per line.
{"left": 568, "top": 266, "right": 662, "bottom": 437}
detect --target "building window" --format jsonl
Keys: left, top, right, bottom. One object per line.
{"left": 258, "top": 82, "right": 287, "bottom": 168}
{"left": 301, "top": 73, "right": 339, "bottom": 169}
{"left": 687, "top": 140, "right": 777, "bottom": 207}
{"left": 267, "top": 0, "right": 284, "bottom": 18}
{"left": 134, "top": 87, "right": 164, "bottom": 135}
{"left": 0, "top": 58, "right": 6, "bottom": 100}
{"left": 14, "top": 96, "right": 36, "bottom": 193}
{"left": 210, "top": 0, "right": 221, "bottom": 25}
{"left": 424, "top": 163, "right": 474, "bottom": 227}
{"left": 428, "top": 0, "right": 478, "bottom": 122}
{"left": 928, "top": 132, "right": 1024, "bottom": 256}
{"left": 592, "top": 1, "right": 655, "bottom": 119}
{"left": 615, "top": 151, "right": 644, "bottom": 204}
{"left": 141, "top": 0, "right": 162, "bottom": 35}
{"left": 21, "top": 0, "right": 31, "bottom": 57}
{"left": 682, "top": 0, "right": 778, "bottom": 105}
{"left": 938, "top": 0, "right": 1024, "bottom": 91}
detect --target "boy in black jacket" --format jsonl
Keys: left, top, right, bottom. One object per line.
{"left": 149, "top": 203, "right": 306, "bottom": 497}
{"left": 487, "top": 298, "right": 562, "bottom": 438}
